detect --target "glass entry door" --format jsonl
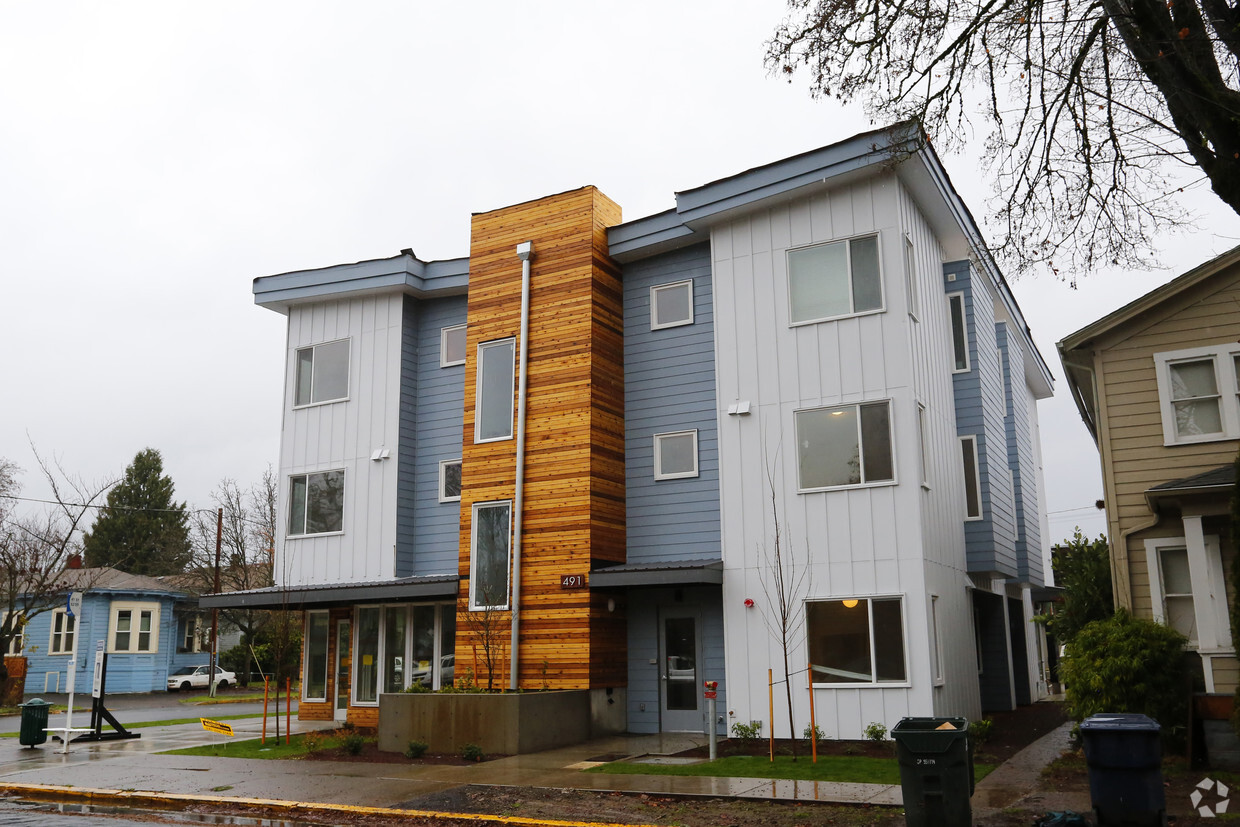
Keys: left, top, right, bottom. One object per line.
{"left": 334, "top": 618, "right": 351, "bottom": 721}
{"left": 659, "top": 611, "right": 702, "bottom": 732}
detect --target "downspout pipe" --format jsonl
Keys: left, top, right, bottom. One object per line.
{"left": 510, "top": 240, "right": 533, "bottom": 691}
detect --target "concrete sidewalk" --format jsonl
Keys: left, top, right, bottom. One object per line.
{"left": 0, "top": 713, "right": 1081, "bottom": 819}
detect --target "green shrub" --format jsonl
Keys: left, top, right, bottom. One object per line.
{"left": 461, "top": 742, "right": 484, "bottom": 761}
{"left": 341, "top": 731, "right": 367, "bottom": 755}
{"left": 730, "top": 720, "right": 762, "bottom": 742}
{"left": 802, "top": 723, "right": 824, "bottom": 746}
{"left": 302, "top": 731, "right": 325, "bottom": 754}
{"left": 970, "top": 718, "right": 993, "bottom": 746}
{"left": 404, "top": 740, "right": 429, "bottom": 759}
{"left": 1059, "top": 609, "right": 1189, "bottom": 744}
{"left": 403, "top": 680, "right": 430, "bottom": 693}
{"left": 863, "top": 722, "right": 887, "bottom": 742}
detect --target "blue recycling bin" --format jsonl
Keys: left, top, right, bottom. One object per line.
{"left": 1080, "top": 713, "right": 1164, "bottom": 827}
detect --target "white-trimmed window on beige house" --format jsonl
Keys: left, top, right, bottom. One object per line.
{"left": 1145, "top": 528, "right": 1232, "bottom": 691}
{"left": 109, "top": 602, "right": 159, "bottom": 654}
{"left": 1154, "top": 344, "right": 1240, "bottom": 444}
{"left": 49, "top": 609, "right": 75, "bottom": 655}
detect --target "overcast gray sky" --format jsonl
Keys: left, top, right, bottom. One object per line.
{"left": 3, "top": 1, "right": 1238, "bottom": 548}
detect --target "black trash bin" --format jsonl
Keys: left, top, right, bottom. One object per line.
{"left": 1080, "top": 713, "right": 1165, "bottom": 827}
{"left": 891, "top": 716, "right": 973, "bottom": 827}
{"left": 18, "top": 698, "right": 50, "bottom": 748}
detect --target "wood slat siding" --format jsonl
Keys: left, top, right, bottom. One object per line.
{"left": 622, "top": 243, "right": 721, "bottom": 564}
{"left": 1083, "top": 264, "right": 1240, "bottom": 680}
{"left": 456, "top": 187, "right": 627, "bottom": 690}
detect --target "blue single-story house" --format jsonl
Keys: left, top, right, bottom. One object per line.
{"left": 19, "top": 567, "right": 211, "bottom": 695}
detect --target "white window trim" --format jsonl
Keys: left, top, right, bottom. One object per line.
{"left": 650, "top": 280, "right": 694, "bottom": 330}
{"left": 807, "top": 594, "right": 910, "bottom": 688}
{"left": 653, "top": 430, "right": 699, "bottom": 480}
{"left": 1153, "top": 344, "right": 1240, "bottom": 445}
{"left": 929, "top": 595, "right": 944, "bottom": 686}
{"left": 948, "top": 292, "right": 970, "bottom": 373}
{"left": 2, "top": 612, "right": 22, "bottom": 656}
{"left": 786, "top": 233, "right": 886, "bottom": 327}
{"left": 302, "top": 610, "right": 331, "bottom": 702}
{"left": 475, "top": 338, "right": 516, "bottom": 443}
{"left": 440, "top": 324, "right": 467, "bottom": 368}
{"left": 1145, "top": 531, "right": 1230, "bottom": 653}
{"left": 293, "top": 337, "right": 351, "bottom": 409}
{"left": 903, "top": 234, "right": 919, "bottom": 322}
{"left": 794, "top": 400, "right": 897, "bottom": 493}
{"left": 182, "top": 614, "right": 202, "bottom": 653}
{"left": 49, "top": 608, "right": 75, "bottom": 655}
{"left": 287, "top": 469, "right": 346, "bottom": 538}
{"left": 438, "top": 458, "right": 462, "bottom": 503}
{"left": 469, "top": 500, "right": 513, "bottom": 611}
{"left": 351, "top": 605, "right": 382, "bottom": 706}
{"left": 108, "top": 601, "right": 160, "bottom": 654}
{"left": 960, "top": 435, "right": 983, "bottom": 521}
{"left": 916, "top": 401, "right": 930, "bottom": 490}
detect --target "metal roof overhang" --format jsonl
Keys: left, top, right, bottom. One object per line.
{"left": 199, "top": 575, "right": 459, "bottom": 610}
{"left": 590, "top": 560, "right": 723, "bottom": 588}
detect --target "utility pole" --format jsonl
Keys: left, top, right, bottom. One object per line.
{"left": 210, "top": 507, "right": 221, "bottom": 697}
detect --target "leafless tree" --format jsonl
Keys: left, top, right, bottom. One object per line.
{"left": 767, "top": 0, "right": 1240, "bottom": 278}
{"left": 187, "top": 469, "right": 278, "bottom": 685}
{"left": 756, "top": 467, "right": 812, "bottom": 758}
{"left": 0, "top": 452, "right": 113, "bottom": 686}
{"left": 464, "top": 587, "right": 505, "bottom": 691}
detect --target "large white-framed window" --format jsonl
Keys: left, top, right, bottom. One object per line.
{"left": 109, "top": 602, "right": 159, "bottom": 654}
{"left": 787, "top": 234, "right": 883, "bottom": 325}
{"left": 355, "top": 605, "right": 380, "bottom": 704}
{"left": 807, "top": 596, "right": 907, "bottom": 686}
{"left": 294, "top": 338, "right": 350, "bottom": 407}
{"left": 1145, "top": 533, "right": 1226, "bottom": 649}
{"left": 650, "top": 280, "right": 694, "bottom": 330}
{"left": 470, "top": 501, "right": 513, "bottom": 611}
{"left": 476, "top": 338, "right": 516, "bottom": 442}
{"left": 795, "top": 401, "right": 894, "bottom": 491}
{"left": 303, "top": 610, "right": 330, "bottom": 701}
{"left": 948, "top": 292, "right": 969, "bottom": 372}
{"left": 960, "top": 435, "right": 982, "bottom": 520}
{"left": 49, "top": 609, "right": 74, "bottom": 655}
{"left": 440, "top": 324, "right": 467, "bottom": 368}
{"left": 438, "top": 459, "right": 462, "bottom": 503}
{"left": 288, "top": 470, "right": 345, "bottom": 536}
{"left": 903, "top": 235, "right": 919, "bottom": 322}
{"left": 653, "top": 430, "right": 699, "bottom": 480}
{"left": 1153, "top": 344, "right": 1240, "bottom": 444}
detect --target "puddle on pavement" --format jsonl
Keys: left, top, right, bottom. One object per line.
{"left": 6, "top": 799, "right": 322, "bottom": 826}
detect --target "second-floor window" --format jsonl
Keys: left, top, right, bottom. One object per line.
{"left": 787, "top": 234, "right": 882, "bottom": 325}
{"left": 295, "top": 339, "right": 350, "bottom": 407}
{"left": 476, "top": 339, "right": 516, "bottom": 442}
{"left": 439, "top": 459, "right": 462, "bottom": 502}
{"left": 795, "top": 401, "right": 894, "bottom": 491}
{"left": 1154, "top": 344, "right": 1240, "bottom": 444}
{"left": 110, "top": 602, "right": 158, "bottom": 653}
{"left": 960, "top": 435, "right": 982, "bottom": 519}
{"left": 288, "top": 470, "right": 345, "bottom": 536}
{"left": 651, "top": 280, "right": 694, "bottom": 329}
{"left": 441, "top": 324, "right": 467, "bottom": 367}
{"left": 948, "top": 293, "right": 969, "bottom": 372}
{"left": 654, "top": 430, "right": 699, "bottom": 480}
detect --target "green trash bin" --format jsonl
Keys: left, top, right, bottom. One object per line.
{"left": 18, "top": 698, "right": 50, "bottom": 748}
{"left": 892, "top": 716, "right": 973, "bottom": 827}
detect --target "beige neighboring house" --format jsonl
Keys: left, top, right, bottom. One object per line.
{"left": 1059, "top": 245, "right": 1240, "bottom": 695}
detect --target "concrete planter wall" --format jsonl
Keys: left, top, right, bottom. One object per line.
{"left": 378, "top": 690, "right": 594, "bottom": 755}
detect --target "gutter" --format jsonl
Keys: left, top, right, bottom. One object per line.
{"left": 510, "top": 241, "right": 533, "bottom": 691}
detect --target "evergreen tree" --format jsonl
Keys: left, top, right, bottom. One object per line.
{"left": 83, "top": 448, "right": 191, "bottom": 575}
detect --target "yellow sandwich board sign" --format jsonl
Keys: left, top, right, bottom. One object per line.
{"left": 200, "top": 718, "right": 234, "bottom": 737}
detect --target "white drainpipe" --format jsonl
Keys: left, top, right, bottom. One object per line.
{"left": 510, "top": 240, "right": 533, "bottom": 690}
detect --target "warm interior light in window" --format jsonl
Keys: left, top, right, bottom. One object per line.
{"left": 830, "top": 410, "right": 846, "bottom": 416}
{"left": 842, "top": 599, "right": 859, "bottom": 608}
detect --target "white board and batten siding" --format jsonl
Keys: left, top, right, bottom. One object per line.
{"left": 712, "top": 173, "right": 981, "bottom": 739}
{"left": 276, "top": 294, "right": 405, "bottom": 588}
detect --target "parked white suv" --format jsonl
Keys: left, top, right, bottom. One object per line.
{"left": 167, "top": 665, "right": 236, "bottom": 692}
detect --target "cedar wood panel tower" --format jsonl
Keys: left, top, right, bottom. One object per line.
{"left": 457, "top": 187, "right": 627, "bottom": 690}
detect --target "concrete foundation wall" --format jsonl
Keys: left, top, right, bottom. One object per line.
{"left": 378, "top": 690, "right": 592, "bottom": 755}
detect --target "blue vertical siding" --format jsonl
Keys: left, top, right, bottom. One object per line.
{"left": 623, "top": 244, "right": 721, "bottom": 563}
{"left": 395, "top": 295, "right": 421, "bottom": 578}
{"left": 410, "top": 295, "right": 467, "bottom": 576}
{"left": 945, "top": 261, "right": 1017, "bottom": 577}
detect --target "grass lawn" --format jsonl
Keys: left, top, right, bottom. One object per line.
{"left": 589, "top": 754, "right": 995, "bottom": 785}
{"left": 163, "top": 732, "right": 321, "bottom": 759}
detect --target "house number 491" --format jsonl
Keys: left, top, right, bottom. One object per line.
{"left": 560, "top": 574, "right": 586, "bottom": 589}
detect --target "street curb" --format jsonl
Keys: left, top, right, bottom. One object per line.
{"left": 0, "top": 782, "right": 659, "bottom": 827}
